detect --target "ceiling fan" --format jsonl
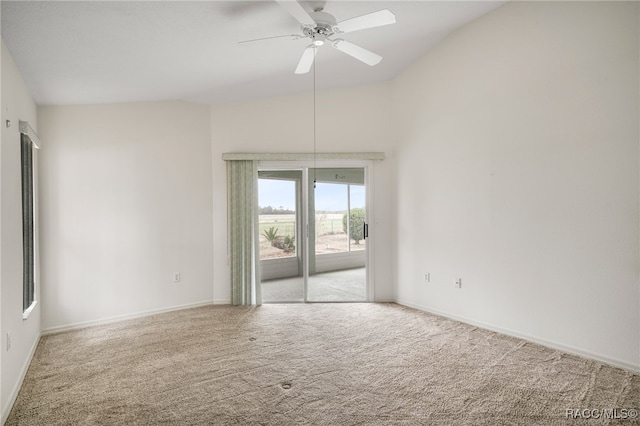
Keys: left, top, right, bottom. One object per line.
{"left": 240, "top": 0, "right": 396, "bottom": 74}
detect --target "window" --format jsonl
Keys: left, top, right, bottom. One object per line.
{"left": 21, "top": 133, "right": 35, "bottom": 313}
{"left": 314, "top": 182, "right": 365, "bottom": 254}
{"left": 258, "top": 177, "right": 298, "bottom": 260}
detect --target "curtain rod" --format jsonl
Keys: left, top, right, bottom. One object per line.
{"left": 222, "top": 152, "right": 384, "bottom": 161}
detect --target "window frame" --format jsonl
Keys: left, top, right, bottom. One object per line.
{"left": 20, "top": 132, "right": 37, "bottom": 318}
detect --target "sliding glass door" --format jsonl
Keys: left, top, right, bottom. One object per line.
{"left": 308, "top": 168, "right": 367, "bottom": 301}
{"left": 258, "top": 165, "right": 369, "bottom": 303}
{"left": 258, "top": 170, "right": 304, "bottom": 302}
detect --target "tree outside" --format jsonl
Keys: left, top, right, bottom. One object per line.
{"left": 343, "top": 208, "right": 365, "bottom": 246}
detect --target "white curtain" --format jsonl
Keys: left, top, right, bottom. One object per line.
{"left": 226, "top": 160, "right": 261, "bottom": 306}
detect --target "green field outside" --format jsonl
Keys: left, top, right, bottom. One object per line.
{"left": 259, "top": 213, "right": 364, "bottom": 259}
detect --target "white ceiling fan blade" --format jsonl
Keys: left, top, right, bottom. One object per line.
{"left": 238, "top": 34, "right": 302, "bottom": 44}
{"left": 275, "top": 0, "right": 316, "bottom": 27}
{"left": 295, "top": 46, "right": 316, "bottom": 74}
{"left": 331, "top": 39, "right": 382, "bottom": 66}
{"left": 334, "top": 9, "right": 396, "bottom": 34}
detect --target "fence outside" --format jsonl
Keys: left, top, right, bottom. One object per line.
{"left": 259, "top": 218, "right": 346, "bottom": 239}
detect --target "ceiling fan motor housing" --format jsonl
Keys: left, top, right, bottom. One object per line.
{"left": 310, "top": 11, "right": 336, "bottom": 26}
{"left": 303, "top": 11, "right": 337, "bottom": 39}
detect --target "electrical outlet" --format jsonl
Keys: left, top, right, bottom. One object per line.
{"left": 455, "top": 278, "right": 462, "bottom": 289}
{"left": 424, "top": 273, "right": 430, "bottom": 283}
{"left": 6, "top": 331, "right": 11, "bottom": 352}
{"left": 173, "top": 272, "right": 181, "bottom": 283}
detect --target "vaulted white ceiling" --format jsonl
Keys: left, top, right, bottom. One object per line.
{"left": 1, "top": 1, "right": 505, "bottom": 106}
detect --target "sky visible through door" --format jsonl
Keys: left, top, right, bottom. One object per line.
{"left": 259, "top": 179, "right": 364, "bottom": 212}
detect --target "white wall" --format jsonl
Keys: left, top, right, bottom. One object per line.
{"left": 392, "top": 1, "right": 639, "bottom": 371}
{"left": 37, "top": 102, "right": 214, "bottom": 331}
{"left": 1, "top": 41, "right": 41, "bottom": 422}
{"left": 211, "top": 83, "right": 395, "bottom": 303}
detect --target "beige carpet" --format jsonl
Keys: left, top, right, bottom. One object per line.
{"left": 6, "top": 303, "right": 639, "bottom": 425}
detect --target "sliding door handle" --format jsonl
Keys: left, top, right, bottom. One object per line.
{"left": 363, "top": 223, "right": 368, "bottom": 239}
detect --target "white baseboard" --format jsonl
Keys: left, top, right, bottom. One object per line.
{"left": 2, "top": 333, "right": 40, "bottom": 425}
{"left": 396, "top": 299, "right": 640, "bottom": 375}
{"left": 213, "top": 299, "right": 231, "bottom": 305}
{"left": 41, "top": 300, "right": 214, "bottom": 335}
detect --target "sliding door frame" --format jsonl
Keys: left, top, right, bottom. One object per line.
{"left": 258, "top": 159, "right": 374, "bottom": 303}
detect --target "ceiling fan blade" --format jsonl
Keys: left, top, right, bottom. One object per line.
{"left": 295, "top": 46, "right": 316, "bottom": 74}
{"left": 275, "top": 0, "right": 316, "bottom": 27}
{"left": 238, "top": 34, "right": 301, "bottom": 44}
{"left": 331, "top": 39, "right": 382, "bottom": 66}
{"left": 334, "top": 9, "right": 396, "bottom": 34}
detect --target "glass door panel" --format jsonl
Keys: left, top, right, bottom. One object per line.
{"left": 307, "top": 168, "right": 367, "bottom": 302}
{"left": 258, "top": 170, "right": 303, "bottom": 302}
